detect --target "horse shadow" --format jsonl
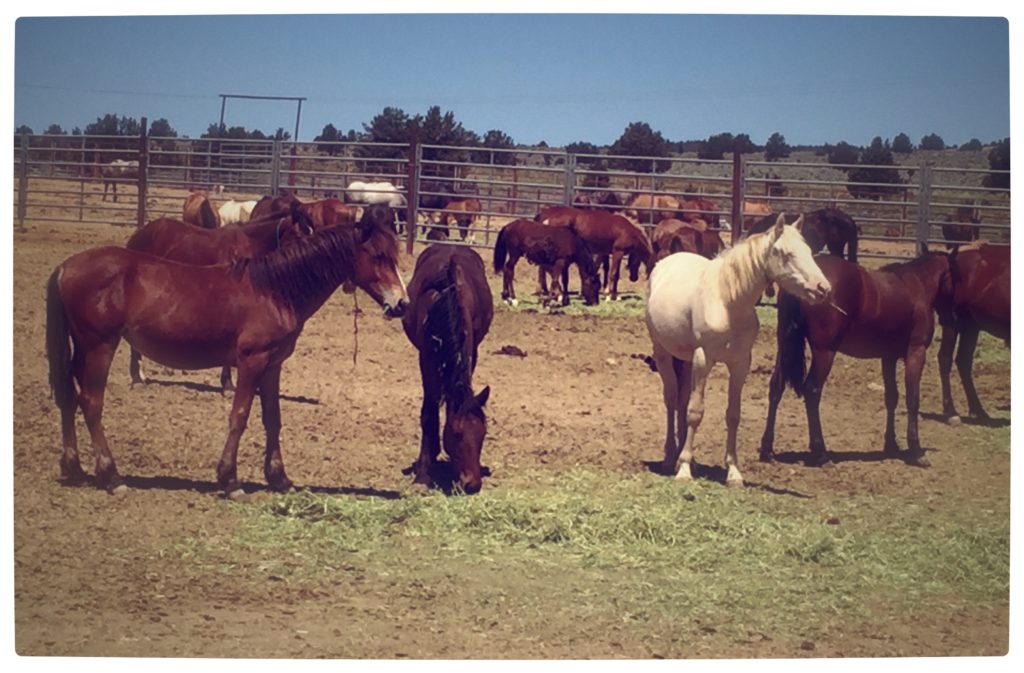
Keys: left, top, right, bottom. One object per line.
{"left": 919, "top": 411, "right": 1010, "bottom": 428}
{"left": 766, "top": 447, "right": 938, "bottom": 467}
{"left": 643, "top": 460, "right": 813, "bottom": 498}
{"left": 142, "top": 377, "right": 320, "bottom": 405}
{"left": 400, "top": 461, "right": 493, "bottom": 495}
{"left": 60, "top": 473, "right": 402, "bottom": 500}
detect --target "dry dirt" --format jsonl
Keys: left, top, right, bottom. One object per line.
{"left": 11, "top": 200, "right": 1012, "bottom": 659}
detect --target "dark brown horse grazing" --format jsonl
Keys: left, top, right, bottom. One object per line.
{"left": 124, "top": 203, "right": 317, "bottom": 390}
{"left": 536, "top": 207, "right": 653, "bottom": 300}
{"left": 182, "top": 191, "right": 221, "bottom": 229}
{"left": 403, "top": 245, "right": 493, "bottom": 494}
{"left": 759, "top": 251, "right": 953, "bottom": 468}
{"left": 938, "top": 244, "right": 1010, "bottom": 424}
{"left": 747, "top": 208, "right": 859, "bottom": 262}
{"left": 494, "top": 218, "right": 601, "bottom": 307}
{"left": 46, "top": 218, "right": 408, "bottom": 496}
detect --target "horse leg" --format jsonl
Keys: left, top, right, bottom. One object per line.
{"left": 955, "top": 322, "right": 988, "bottom": 420}
{"left": 758, "top": 353, "right": 785, "bottom": 462}
{"left": 414, "top": 359, "right": 441, "bottom": 488}
{"left": 599, "top": 255, "right": 610, "bottom": 293}
{"left": 259, "top": 364, "right": 293, "bottom": 492}
{"left": 723, "top": 352, "right": 752, "bottom": 487}
{"left": 937, "top": 322, "right": 961, "bottom": 424}
{"left": 76, "top": 341, "right": 124, "bottom": 492}
{"left": 502, "top": 255, "right": 519, "bottom": 307}
{"left": 904, "top": 346, "right": 930, "bottom": 467}
{"left": 215, "top": 358, "right": 265, "bottom": 497}
{"left": 220, "top": 366, "right": 235, "bottom": 393}
{"left": 652, "top": 344, "right": 681, "bottom": 472}
{"left": 561, "top": 260, "right": 571, "bottom": 300}
{"left": 881, "top": 356, "right": 901, "bottom": 455}
{"left": 128, "top": 346, "right": 146, "bottom": 386}
{"left": 537, "top": 266, "right": 549, "bottom": 296}
{"left": 676, "top": 347, "right": 709, "bottom": 481}
{"left": 550, "top": 260, "right": 568, "bottom": 306}
{"left": 606, "top": 251, "right": 624, "bottom": 302}
{"left": 803, "top": 348, "right": 835, "bottom": 466}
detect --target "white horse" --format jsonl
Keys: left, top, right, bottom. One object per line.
{"left": 101, "top": 159, "right": 139, "bottom": 202}
{"left": 645, "top": 214, "right": 832, "bottom": 487}
{"left": 346, "top": 180, "right": 407, "bottom": 209}
{"left": 218, "top": 199, "right": 258, "bottom": 225}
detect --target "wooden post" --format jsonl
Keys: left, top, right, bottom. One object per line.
{"left": 405, "top": 138, "right": 419, "bottom": 256}
{"left": 915, "top": 164, "right": 932, "bottom": 253}
{"left": 731, "top": 150, "right": 745, "bottom": 239}
{"left": 136, "top": 117, "right": 149, "bottom": 228}
{"left": 17, "top": 132, "right": 29, "bottom": 231}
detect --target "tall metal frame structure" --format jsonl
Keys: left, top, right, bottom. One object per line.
{"left": 217, "top": 93, "right": 307, "bottom": 140}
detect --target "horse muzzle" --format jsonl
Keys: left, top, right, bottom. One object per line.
{"left": 383, "top": 298, "right": 408, "bottom": 319}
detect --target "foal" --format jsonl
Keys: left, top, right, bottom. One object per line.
{"left": 493, "top": 218, "right": 601, "bottom": 307}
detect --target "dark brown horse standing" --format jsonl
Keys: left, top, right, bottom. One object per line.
{"left": 47, "top": 218, "right": 408, "bottom": 496}
{"left": 493, "top": 218, "right": 601, "bottom": 307}
{"left": 938, "top": 244, "right": 1010, "bottom": 424}
{"left": 747, "top": 208, "right": 859, "bottom": 262}
{"left": 535, "top": 206, "right": 653, "bottom": 300}
{"left": 403, "top": 245, "right": 493, "bottom": 494}
{"left": 124, "top": 203, "right": 316, "bottom": 390}
{"left": 759, "top": 251, "right": 953, "bottom": 468}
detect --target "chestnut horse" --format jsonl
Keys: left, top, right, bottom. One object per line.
{"left": 47, "top": 217, "right": 408, "bottom": 496}
{"left": 652, "top": 218, "right": 726, "bottom": 264}
{"left": 678, "top": 197, "right": 721, "bottom": 228}
{"left": 403, "top": 245, "right": 493, "bottom": 494}
{"left": 250, "top": 194, "right": 358, "bottom": 228}
{"left": 626, "top": 193, "right": 681, "bottom": 224}
{"left": 124, "top": 203, "right": 318, "bottom": 390}
{"left": 535, "top": 206, "right": 653, "bottom": 300}
{"left": 938, "top": 244, "right": 1010, "bottom": 424}
{"left": 647, "top": 214, "right": 831, "bottom": 487}
{"left": 441, "top": 198, "right": 482, "bottom": 241}
{"left": 493, "top": 218, "right": 601, "bottom": 307}
{"left": 182, "top": 192, "right": 221, "bottom": 229}
{"left": 759, "top": 250, "right": 954, "bottom": 468}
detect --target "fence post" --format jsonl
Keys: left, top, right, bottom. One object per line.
{"left": 915, "top": 164, "right": 932, "bottom": 254}
{"left": 731, "top": 150, "right": 746, "bottom": 238}
{"left": 17, "top": 132, "right": 29, "bottom": 231}
{"left": 136, "top": 117, "right": 149, "bottom": 228}
{"left": 564, "top": 153, "right": 576, "bottom": 206}
{"left": 270, "top": 140, "right": 282, "bottom": 196}
{"left": 406, "top": 139, "right": 420, "bottom": 256}
{"left": 79, "top": 134, "right": 86, "bottom": 222}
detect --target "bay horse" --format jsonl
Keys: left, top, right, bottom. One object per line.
{"left": 652, "top": 218, "right": 727, "bottom": 265}
{"left": 535, "top": 206, "right": 653, "bottom": 300}
{"left": 182, "top": 192, "right": 221, "bottom": 230}
{"left": 938, "top": 243, "right": 1010, "bottom": 424}
{"left": 101, "top": 159, "right": 139, "bottom": 203}
{"left": 759, "top": 249, "right": 954, "bottom": 468}
{"left": 402, "top": 245, "right": 493, "bottom": 494}
{"left": 646, "top": 214, "right": 831, "bottom": 487}
{"left": 47, "top": 216, "right": 408, "bottom": 496}
{"left": 747, "top": 208, "right": 859, "bottom": 262}
{"left": 441, "top": 198, "right": 482, "bottom": 240}
{"left": 124, "top": 203, "right": 317, "bottom": 390}
{"left": 941, "top": 206, "right": 982, "bottom": 247}
{"left": 493, "top": 218, "right": 601, "bottom": 307}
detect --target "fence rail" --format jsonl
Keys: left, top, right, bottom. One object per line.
{"left": 13, "top": 128, "right": 1010, "bottom": 258}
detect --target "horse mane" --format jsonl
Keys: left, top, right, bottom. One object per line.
{"left": 716, "top": 230, "right": 770, "bottom": 303}
{"left": 423, "top": 265, "right": 478, "bottom": 416}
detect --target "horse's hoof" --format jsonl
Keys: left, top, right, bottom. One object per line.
{"left": 409, "top": 481, "right": 432, "bottom": 495}
{"left": 110, "top": 483, "right": 129, "bottom": 497}
{"left": 908, "top": 454, "right": 931, "bottom": 468}
{"left": 946, "top": 415, "right": 962, "bottom": 427}
{"left": 759, "top": 450, "right": 775, "bottom": 463}
{"left": 726, "top": 478, "right": 745, "bottom": 489}
{"left": 226, "top": 488, "right": 249, "bottom": 502}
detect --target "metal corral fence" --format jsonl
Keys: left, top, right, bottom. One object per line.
{"left": 14, "top": 125, "right": 1010, "bottom": 260}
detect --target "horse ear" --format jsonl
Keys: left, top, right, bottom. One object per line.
{"left": 791, "top": 214, "right": 804, "bottom": 232}
{"left": 475, "top": 386, "right": 490, "bottom": 408}
{"left": 919, "top": 241, "right": 929, "bottom": 255}
{"left": 772, "top": 213, "right": 787, "bottom": 237}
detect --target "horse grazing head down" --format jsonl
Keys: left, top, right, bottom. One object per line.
{"left": 443, "top": 385, "right": 491, "bottom": 494}
{"left": 762, "top": 214, "right": 831, "bottom": 304}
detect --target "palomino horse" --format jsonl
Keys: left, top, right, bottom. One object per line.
{"left": 47, "top": 216, "right": 408, "bottom": 496}
{"left": 441, "top": 198, "right": 482, "bottom": 241}
{"left": 535, "top": 206, "right": 653, "bottom": 300}
{"left": 403, "top": 245, "right": 493, "bottom": 494}
{"left": 218, "top": 199, "right": 258, "bottom": 225}
{"left": 182, "top": 192, "right": 221, "bottom": 230}
{"left": 124, "top": 203, "right": 317, "bottom": 390}
{"left": 493, "top": 218, "right": 601, "bottom": 307}
{"left": 938, "top": 243, "right": 1010, "bottom": 424}
{"left": 759, "top": 249, "right": 954, "bottom": 468}
{"left": 101, "top": 159, "right": 139, "bottom": 203}
{"left": 646, "top": 214, "right": 831, "bottom": 487}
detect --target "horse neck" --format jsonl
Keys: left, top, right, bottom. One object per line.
{"left": 716, "top": 233, "right": 770, "bottom": 309}
{"left": 426, "top": 271, "right": 475, "bottom": 412}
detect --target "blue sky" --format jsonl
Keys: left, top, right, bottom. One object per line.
{"left": 13, "top": 11, "right": 1010, "bottom": 147}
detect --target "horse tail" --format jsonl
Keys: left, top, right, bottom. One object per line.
{"left": 200, "top": 197, "right": 220, "bottom": 229}
{"left": 776, "top": 291, "right": 808, "bottom": 398}
{"left": 493, "top": 227, "right": 509, "bottom": 274}
{"left": 46, "top": 266, "right": 76, "bottom": 412}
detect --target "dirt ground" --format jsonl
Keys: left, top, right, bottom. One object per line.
{"left": 11, "top": 203, "right": 1012, "bottom": 659}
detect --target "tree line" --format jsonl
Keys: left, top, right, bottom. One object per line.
{"left": 15, "top": 109, "right": 1010, "bottom": 190}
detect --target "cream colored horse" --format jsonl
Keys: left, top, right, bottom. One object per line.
{"left": 645, "top": 214, "right": 831, "bottom": 487}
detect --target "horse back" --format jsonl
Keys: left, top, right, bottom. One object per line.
{"left": 954, "top": 246, "right": 1010, "bottom": 339}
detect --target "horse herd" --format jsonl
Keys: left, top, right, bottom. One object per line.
{"left": 44, "top": 187, "right": 1010, "bottom": 498}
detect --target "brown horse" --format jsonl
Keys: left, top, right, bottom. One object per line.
{"left": 251, "top": 194, "right": 358, "bottom": 229}
{"left": 626, "top": 193, "right": 681, "bottom": 224}
{"left": 441, "top": 198, "right": 482, "bottom": 240}
{"left": 747, "top": 208, "right": 859, "bottom": 262}
{"left": 494, "top": 218, "right": 601, "bottom": 307}
{"left": 741, "top": 200, "right": 773, "bottom": 230}
{"left": 537, "top": 207, "right": 653, "bottom": 300}
{"left": 182, "top": 192, "right": 221, "bottom": 229}
{"left": 938, "top": 244, "right": 1010, "bottom": 424}
{"left": 759, "top": 250, "right": 953, "bottom": 468}
{"left": 249, "top": 193, "right": 299, "bottom": 220}
{"left": 941, "top": 206, "right": 982, "bottom": 247}
{"left": 574, "top": 191, "right": 624, "bottom": 212}
{"left": 651, "top": 218, "right": 725, "bottom": 264}
{"left": 124, "top": 203, "right": 318, "bottom": 390}
{"left": 403, "top": 245, "right": 493, "bottom": 494}
{"left": 47, "top": 217, "right": 408, "bottom": 496}
{"left": 677, "top": 197, "right": 721, "bottom": 227}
